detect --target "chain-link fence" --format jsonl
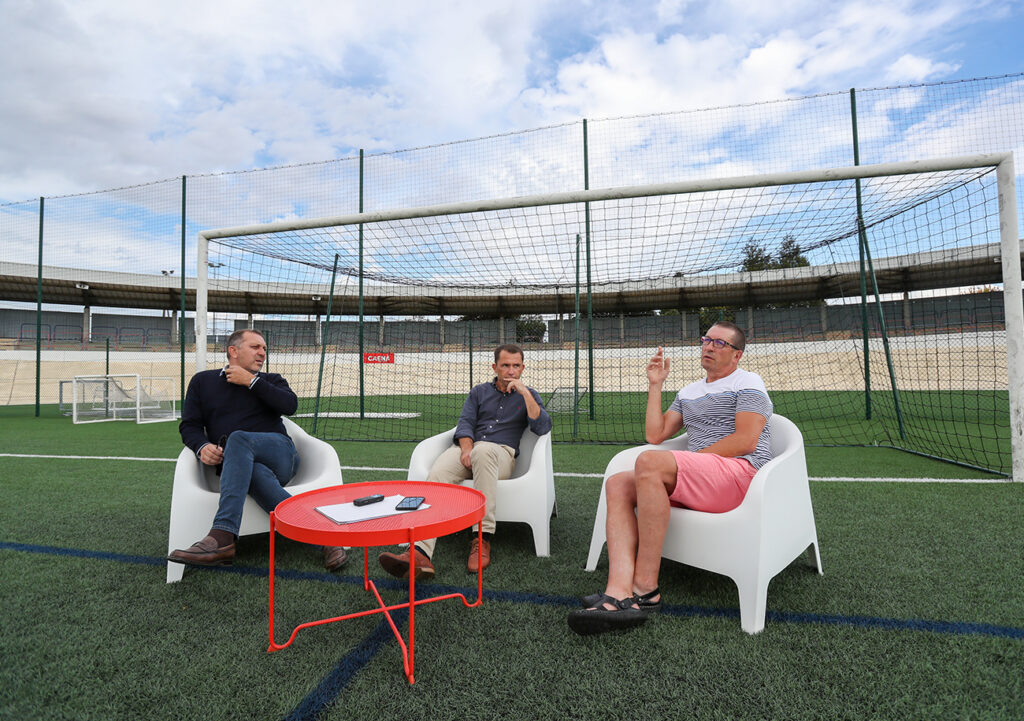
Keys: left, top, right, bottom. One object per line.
{"left": 1, "top": 74, "right": 1022, "bottom": 474}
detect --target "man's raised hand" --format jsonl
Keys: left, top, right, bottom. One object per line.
{"left": 646, "top": 346, "right": 670, "bottom": 384}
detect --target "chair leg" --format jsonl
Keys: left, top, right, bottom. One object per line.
{"left": 584, "top": 525, "right": 605, "bottom": 571}
{"left": 166, "top": 560, "right": 185, "bottom": 583}
{"left": 807, "top": 542, "right": 823, "bottom": 575}
{"left": 736, "top": 578, "right": 769, "bottom": 635}
{"left": 584, "top": 493, "right": 607, "bottom": 571}
{"left": 530, "top": 519, "right": 551, "bottom": 557}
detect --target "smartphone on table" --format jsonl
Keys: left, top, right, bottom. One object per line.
{"left": 395, "top": 496, "right": 425, "bottom": 511}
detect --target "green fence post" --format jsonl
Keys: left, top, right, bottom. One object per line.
{"left": 35, "top": 196, "right": 43, "bottom": 417}
{"left": 583, "top": 118, "right": 595, "bottom": 421}
{"left": 850, "top": 88, "right": 905, "bottom": 438}
{"left": 850, "top": 88, "right": 872, "bottom": 421}
{"left": 313, "top": 254, "right": 339, "bottom": 435}
{"left": 573, "top": 234, "right": 581, "bottom": 440}
{"left": 358, "top": 149, "right": 365, "bottom": 419}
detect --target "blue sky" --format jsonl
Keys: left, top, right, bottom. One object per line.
{"left": 1, "top": 0, "right": 1022, "bottom": 202}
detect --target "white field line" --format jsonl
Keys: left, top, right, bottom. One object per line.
{"left": 0, "top": 452, "right": 1006, "bottom": 482}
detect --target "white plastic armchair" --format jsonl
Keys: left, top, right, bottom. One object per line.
{"left": 166, "top": 417, "right": 343, "bottom": 583}
{"left": 408, "top": 426, "right": 556, "bottom": 556}
{"left": 584, "top": 414, "right": 822, "bottom": 634}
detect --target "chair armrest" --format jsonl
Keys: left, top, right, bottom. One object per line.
{"left": 408, "top": 427, "right": 457, "bottom": 481}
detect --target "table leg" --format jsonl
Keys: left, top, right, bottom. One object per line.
{"left": 362, "top": 546, "right": 370, "bottom": 591}
{"left": 268, "top": 512, "right": 277, "bottom": 652}
{"left": 407, "top": 530, "right": 417, "bottom": 683}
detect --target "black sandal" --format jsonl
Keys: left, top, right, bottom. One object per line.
{"left": 580, "top": 587, "right": 661, "bottom": 613}
{"left": 568, "top": 594, "right": 647, "bottom": 636}
{"left": 633, "top": 587, "right": 662, "bottom": 612}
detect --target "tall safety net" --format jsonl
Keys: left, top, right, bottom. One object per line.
{"left": 204, "top": 159, "right": 1015, "bottom": 475}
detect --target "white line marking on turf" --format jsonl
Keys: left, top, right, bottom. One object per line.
{"left": 0, "top": 453, "right": 177, "bottom": 462}
{"left": 0, "top": 454, "right": 1006, "bottom": 482}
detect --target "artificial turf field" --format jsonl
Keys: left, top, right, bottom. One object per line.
{"left": 1, "top": 407, "right": 1021, "bottom": 720}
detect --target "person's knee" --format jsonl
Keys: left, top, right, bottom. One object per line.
{"left": 606, "top": 471, "right": 636, "bottom": 502}
{"left": 223, "top": 431, "right": 254, "bottom": 455}
{"left": 468, "top": 444, "right": 505, "bottom": 473}
{"left": 634, "top": 451, "right": 674, "bottom": 490}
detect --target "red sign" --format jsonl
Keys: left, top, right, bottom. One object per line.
{"left": 363, "top": 352, "right": 394, "bottom": 364}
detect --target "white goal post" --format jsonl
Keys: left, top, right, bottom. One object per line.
{"left": 71, "top": 374, "right": 178, "bottom": 424}
{"left": 195, "top": 153, "right": 1023, "bottom": 481}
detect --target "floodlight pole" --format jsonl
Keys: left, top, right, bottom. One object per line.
{"left": 997, "top": 154, "right": 1023, "bottom": 482}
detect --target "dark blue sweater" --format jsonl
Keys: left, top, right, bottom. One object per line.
{"left": 179, "top": 368, "right": 298, "bottom": 455}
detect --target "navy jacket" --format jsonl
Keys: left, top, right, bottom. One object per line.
{"left": 179, "top": 368, "right": 298, "bottom": 455}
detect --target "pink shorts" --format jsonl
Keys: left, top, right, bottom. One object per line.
{"left": 667, "top": 451, "right": 757, "bottom": 513}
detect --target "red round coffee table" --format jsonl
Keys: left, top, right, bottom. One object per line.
{"left": 268, "top": 480, "right": 486, "bottom": 684}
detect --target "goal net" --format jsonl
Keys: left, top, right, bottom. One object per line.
{"left": 196, "top": 154, "right": 1022, "bottom": 478}
{"left": 71, "top": 374, "right": 178, "bottom": 424}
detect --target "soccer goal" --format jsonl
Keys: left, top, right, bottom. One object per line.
{"left": 193, "top": 153, "right": 1023, "bottom": 480}
{"left": 546, "top": 387, "right": 590, "bottom": 414}
{"left": 71, "top": 374, "right": 178, "bottom": 424}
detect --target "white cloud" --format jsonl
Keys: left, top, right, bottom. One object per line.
{"left": 885, "top": 54, "right": 960, "bottom": 83}
{"left": 0, "top": 0, "right": 1018, "bottom": 205}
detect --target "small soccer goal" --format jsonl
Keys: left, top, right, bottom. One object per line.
{"left": 546, "top": 387, "right": 590, "bottom": 414}
{"left": 71, "top": 374, "right": 178, "bottom": 424}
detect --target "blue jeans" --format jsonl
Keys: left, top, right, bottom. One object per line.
{"left": 212, "top": 431, "right": 299, "bottom": 536}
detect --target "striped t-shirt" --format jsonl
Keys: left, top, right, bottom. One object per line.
{"left": 667, "top": 368, "right": 774, "bottom": 469}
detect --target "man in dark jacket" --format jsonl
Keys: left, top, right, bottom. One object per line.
{"left": 168, "top": 329, "right": 347, "bottom": 571}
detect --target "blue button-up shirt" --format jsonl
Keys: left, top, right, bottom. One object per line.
{"left": 454, "top": 378, "right": 552, "bottom": 455}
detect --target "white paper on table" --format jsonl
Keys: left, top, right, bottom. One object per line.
{"left": 314, "top": 494, "right": 431, "bottom": 524}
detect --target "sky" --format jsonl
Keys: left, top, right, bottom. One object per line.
{"left": 1, "top": 0, "right": 1023, "bottom": 203}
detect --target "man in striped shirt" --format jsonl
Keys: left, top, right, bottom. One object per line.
{"left": 569, "top": 321, "right": 773, "bottom": 636}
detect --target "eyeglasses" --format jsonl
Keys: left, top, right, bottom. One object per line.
{"left": 700, "top": 336, "right": 741, "bottom": 350}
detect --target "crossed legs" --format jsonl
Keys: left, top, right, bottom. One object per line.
{"left": 567, "top": 450, "right": 675, "bottom": 635}
{"left": 602, "top": 449, "right": 676, "bottom": 602}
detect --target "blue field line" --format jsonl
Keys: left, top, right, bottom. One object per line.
{"left": 3, "top": 539, "right": 1023, "bottom": 642}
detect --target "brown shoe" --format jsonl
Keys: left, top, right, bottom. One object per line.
{"left": 378, "top": 547, "right": 435, "bottom": 581}
{"left": 167, "top": 534, "right": 235, "bottom": 566}
{"left": 467, "top": 536, "right": 490, "bottom": 573}
{"left": 322, "top": 546, "right": 348, "bottom": 572}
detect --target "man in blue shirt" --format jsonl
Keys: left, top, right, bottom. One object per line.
{"left": 168, "top": 329, "right": 348, "bottom": 572}
{"left": 379, "top": 343, "right": 552, "bottom": 579}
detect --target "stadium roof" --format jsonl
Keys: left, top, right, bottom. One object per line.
{"left": 0, "top": 242, "right": 1019, "bottom": 317}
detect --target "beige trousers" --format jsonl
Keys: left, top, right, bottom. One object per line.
{"left": 417, "top": 441, "right": 515, "bottom": 557}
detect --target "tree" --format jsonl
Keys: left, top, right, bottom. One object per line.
{"left": 740, "top": 235, "right": 808, "bottom": 271}
{"left": 776, "top": 234, "right": 809, "bottom": 268}
{"left": 516, "top": 315, "right": 546, "bottom": 343}
{"left": 740, "top": 239, "right": 773, "bottom": 271}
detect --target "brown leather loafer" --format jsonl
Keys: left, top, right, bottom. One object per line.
{"left": 167, "top": 534, "right": 235, "bottom": 566}
{"left": 378, "top": 547, "right": 435, "bottom": 581}
{"left": 322, "top": 545, "right": 349, "bottom": 572}
{"left": 467, "top": 537, "right": 490, "bottom": 573}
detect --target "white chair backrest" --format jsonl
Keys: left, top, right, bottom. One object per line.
{"left": 511, "top": 429, "right": 540, "bottom": 479}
